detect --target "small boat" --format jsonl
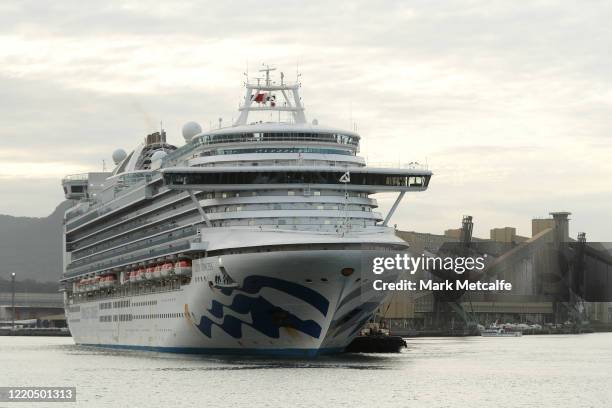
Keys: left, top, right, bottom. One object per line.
{"left": 344, "top": 323, "right": 407, "bottom": 353}
{"left": 174, "top": 260, "right": 192, "bottom": 276}
{"left": 160, "top": 262, "right": 173, "bottom": 278}
{"left": 153, "top": 264, "right": 162, "bottom": 280}
{"left": 145, "top": 265, "right": 154, "bottom": 280}
{"left": 137, "top": 267, "right": 145, "bottom": 282}
{"left": 481, "top": 328, "right": 522, "bottom": 337}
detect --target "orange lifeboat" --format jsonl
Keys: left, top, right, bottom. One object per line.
{"left": 161, "top": 262, "right": 173, "bottom": 278}
{"left": 174, "top": 259, "right": 192, "bottom": 276}
{"left": 145, "top": 265, "right": 154, "bottom": 280}
{"left": 153, "top": 264, "right": 162, "bottom": 279}
{"left": 104, "top": 275, "right": 116, "bottom": 288}
{"left": 136, "top": 266, "right": 145, "bottom": 281}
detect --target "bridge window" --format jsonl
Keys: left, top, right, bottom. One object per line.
{"left": 164, "top": 171, "right": 430, "bottom": 188}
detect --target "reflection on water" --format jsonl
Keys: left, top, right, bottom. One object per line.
{"left": 2, "top": 334, "right": 612, "bottom": 407}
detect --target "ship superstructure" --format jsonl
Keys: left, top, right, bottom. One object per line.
{"left": 60, "top": 67, "right": 432, "bottom": 355}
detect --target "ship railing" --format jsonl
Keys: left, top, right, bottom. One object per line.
{"left": 69, "top": 277, "right": 185, "bottom": 305}
{"left": 366, "top": 162, "right": 429, "bottom": 170}
{"left": 65, "top": 176, "right": 156, "bottom": 232}
{"left": 62, "top": 173, "right": 89, "bottom": 182}
{"left": 69, "top": 226, "right": 197, "bottom": 267}
{"left": 200, "top": 160, "right": 363, "bottom": 168}
{"left": 161, "top": 132, "right": 362, "bottom": 167}
{"left": 64, "top": 241, "right": 191, "bottom": 278}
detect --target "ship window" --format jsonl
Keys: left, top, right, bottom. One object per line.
{"left": 164, "top": 171, "right": 430, "bottom": 189}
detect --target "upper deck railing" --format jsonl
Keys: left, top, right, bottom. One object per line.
{"left": 161, "top": 131, "right": 361, "bottom": 167}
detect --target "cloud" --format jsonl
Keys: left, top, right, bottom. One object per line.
{"left": 0, "top": 0, "right": 611, "bottom": 240}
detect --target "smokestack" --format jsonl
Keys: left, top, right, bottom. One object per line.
{"left": 550, "top": 212, "right": 571, "bottom": 245}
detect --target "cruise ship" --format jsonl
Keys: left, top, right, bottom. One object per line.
{"left": 60, "top": 67, "right": 432, "bottom": 356}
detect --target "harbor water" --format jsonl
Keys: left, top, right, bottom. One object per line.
{"left": 1, "top": 333, "right": 611, "bottom": 407}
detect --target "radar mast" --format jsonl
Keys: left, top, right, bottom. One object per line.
{"left": 234, "top": 64, "right": 307, "bottom": 126}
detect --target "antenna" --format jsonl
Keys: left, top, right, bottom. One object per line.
{"left": 259, "top": 64, "right": 277, "bottom": 87}
{"left": 102, "top": 159, "right": 106, "bottom": 172}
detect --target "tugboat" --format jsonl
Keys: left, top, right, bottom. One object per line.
{"left": 344, "top": 322, "right": 407, "bottom": 353}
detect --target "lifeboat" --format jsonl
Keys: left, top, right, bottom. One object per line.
{"left": 153, "top": 264, "right": 162, "bottom": 279}
{"left": 145, "top": 265, "right": 154, "bottom": 280}
{"left": 92, "top": 276, "right": 100, "bottom": 291}
{"left": 102, "top": 275, "right": 116, "bottom": 288}
{"left": 161, "top": 262, "right": 173, "bottom": 278}
{"left": 129, "top": 271, "right": 136, "bottom": 283}
{"left": 174, "top": 259, "right": 192, "bottom": 276}
{"left": 136, "top": 266, "right": 145, "bottom": 281}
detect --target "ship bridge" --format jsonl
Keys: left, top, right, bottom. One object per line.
{"left": 161, "top": 166, "right": 431, "bottom": 193}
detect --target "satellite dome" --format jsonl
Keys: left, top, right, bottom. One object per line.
{"left": 151, "top": 150, "right": 167, "bottom": 162}
{"left": 312, "top": 118, "right": 319, "bottom": 126}
{"left": 182, "top": 121, "right": 202, "bottom": 142}
{"left": 112, "top": 148, "right": 127, "bottom": 165}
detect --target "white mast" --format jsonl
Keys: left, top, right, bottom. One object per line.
{"left": 234, "top": 64, "right": 307, "bottom": 126}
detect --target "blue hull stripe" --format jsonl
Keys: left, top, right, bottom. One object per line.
{"left": 80, "top": 343, "right": 344, "bottom": 357}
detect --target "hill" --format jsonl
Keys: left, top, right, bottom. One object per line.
{"left": 0, "top": 201, "right": 71, "bottom": 282}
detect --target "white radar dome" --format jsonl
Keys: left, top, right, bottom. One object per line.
{"left": 151, "top": 150, "right": 168, "bottom": 162}
{"left": 112, "top": 148, "right": 127, "bottom": 165}
{"left": 182, "top": 121, "right": 202, "bottom": 142}
{"left": 312, "top": 118, "right": 319, "bottom": 126}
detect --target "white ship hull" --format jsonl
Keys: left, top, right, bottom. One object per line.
{"left": 66, "top": 248, "right": 400, "bottom": 356}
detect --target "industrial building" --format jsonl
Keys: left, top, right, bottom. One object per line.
{"left": 383, "top": 213, "right": 612, "bottom": 335}
{"left": 0, "top": 291, "right": 65, "bottom": 328}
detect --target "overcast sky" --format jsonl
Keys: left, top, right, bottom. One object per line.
{"left": 1, "top": 0, "right": 611, "bottom": 240}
